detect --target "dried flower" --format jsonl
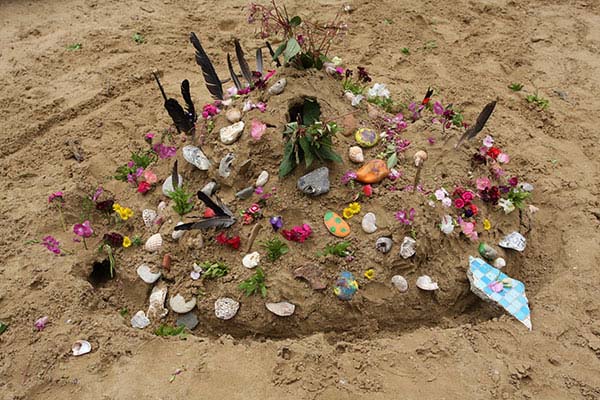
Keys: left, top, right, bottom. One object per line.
{"left": 42, "top": 236, "right": 61, "bottom": 255}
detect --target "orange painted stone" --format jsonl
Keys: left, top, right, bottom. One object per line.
{"left": 324, "top": 211, "right": 351, "bottom": 237}
{"left": 355, "top": 159, "right": 390, "bottom": 184}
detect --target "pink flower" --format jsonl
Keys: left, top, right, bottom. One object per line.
{"left": 137, "top": 181, "right": 151, "bottom": 194}
{"left": 248, "top": 203, "right": 261, "bottom": 214}
{"left": 433, "top": 101, "right": 444, "bottom": 115}
{"left": 41, "top": 236, "right": 61, "bottom": 255}
{"left": 256, "top": 102, "right": 267, "bottom": 112}
{"left": 281, "top": 224, "right": 312, "bottom": 243}
{"left": 143, "top": 170, "right": 158, "bottom": 184}
{"left": 459, "top": 219, "right": 478, "bottom": 241}
{"left": 153, "top": 143, "right": 177, "bottom": 159}
{"left": 476, "top": 177, "right": 491, "bottom": 191}
{"left": 427, "top": 137, "right": 436, "bottom": 145}
{"left": 434, "top": 188, "right": 448, "bottom": 200}
{"left": 250, "top": 119, "right": 266, "bottom": 140}
{"left": 461, "top": 191, "right": 474, "bottom": 202}
{"left": 497, "top": 153, "right": 510, "bottom": 164}
{"left": 254, "top": 186, "right": 264, "bottom": 195}
{"left": 48, "top": 191, "right": 64, "bottom": 203}
{"left": 73, "top": 220, "right": 93, "bottom": 238}
{"left": 387, "top": 169, "right": 402, "bottom": 181}
{"left": 454, "top": 198, "right": 465, "bottom": 209}
{"left": 483, "top": 135, "right": 494, "bottom": 148}
{"left": 201, "top": 103, "right": 220, "bottom": 119}
{"left": 144, "top": 132, "right": 155, "bottom": 143}
{"left": 488, "top": 281, "right": 504, "bottom": 293}
{"left": 34, "top": 316, "right": 49, "bottom": 331}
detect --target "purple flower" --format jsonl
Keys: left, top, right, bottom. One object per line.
{"left": 396, "top": 139, "right": 411, "bottom": 152}
{"left": 34, "top": 316, "right": 49, "bottom": 331}
{"left": 270, "top": 216, "right": 283, "bottom": 231}
{"left": 144, "top": 132, "right": 155, "bottom": 143}
{"left": 341, "top": 171, "right": 357, "bottom": 185}
{"left": 428, "top": 137, "right": 436, "bottom": 145}
{"left": 73, "top": 221, "right": 93, "bottom": 238}
{"left": 433, "top": 101, "right": 444, "bottom": 115}
{"left": 92, "top": 186, "right": 104, "bottom": 202}
{"left": 394, "top": 208, "right": 416, "bottom": 225}
{"left": 254, "top": 186, "right": 264, "bottom": 195}
{"left": 153, "top": 143, "right": 177, "bottom": 159}
{"left": 42, "top": 236, "right": 61, "bottom": 255}
{"left": 127, "top": 160, "right": 135, "bottom": 168}
{"left": 127, "top": 167, "right": 144, "bottom": 184}
{"left": 48, "top": 191, "right": 64, "bottom": 203}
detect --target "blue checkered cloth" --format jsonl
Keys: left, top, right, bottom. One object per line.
{"left": 469, "top": 256, "right": 532, "bottom": 330}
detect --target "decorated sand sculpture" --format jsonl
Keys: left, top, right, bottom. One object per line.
{"left": 34, "top": 1, "right": 540, "bottom": 345}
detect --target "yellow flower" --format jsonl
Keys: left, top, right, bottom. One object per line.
{"left": 483, "top": 219, "right": 491, "bottom": 231}
{"left": 364, "top": 269, "right": 375, "bottom": 280}
{"left": 348, "top": 202, "right": 361, "bottom": 214}
{"left": 113, "top": 203, "right": 122, "bottom": 213}
{"left": 122, "top": 236, "right": 132, "bottom": 248}
{"left": 117, "top": 206, "right": 133, "bottom": 221}
{"left": 342, "top": 208, "right": 353, "bottom": 219}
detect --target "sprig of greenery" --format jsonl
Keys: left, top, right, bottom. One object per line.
{"left": 168, "top": 186, "right": 194, "bottom": 216}
{"left": 200, "top": 261, "right": 229, "bottom": 279}
{"left": 114, "top": 150, "right": 157, "bottom": 181}
{"left": 319, "top": 241, "right": 352, "bottom": 257}
{"left": 0, "top": 322, "right": 7, "bottom": 335}
{"left": 342, "top": 79, "right": 364, "bottom": 95}
{"left": 261, "top": 237, "right": 289, "bottom": 262}
{"left": 239, "top": 268, "right": 267, "bottom": 297}
{"left": 507, "top": 188, "right": 531, "bottom": 209}
{"left": 133, "top": 33, "right": 145, "bottom": 44}
{"left": 526, "top": 93, "right": 549, "bottom": 110}
{"left": 154, "top": 324, "right": 185, "bottom": 337}
{"left": 119, "top": 308, "right": 129, "bottom": 317}
{"left": 401, "top": 47, "right": 410, "bottom": 55}
{"left": 367, "top": 96, "right": 395, "bottom": 113}
{"left": 508, "top": 83, "right": 523, "bottom": 91}
{"left": 66, "top": 43, "right": 82, "bottom": 50}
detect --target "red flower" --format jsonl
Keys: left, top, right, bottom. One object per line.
{"left": 363, "top": 185, "right": 373, "bottom": 197}
{"left": 215, "top": 232, "right": 228, "bottom": 245}
{"left": 487, "top": 147, "right": 501, "bottom": 160}
{"left": 137, "top": 181, "right": 151, "bottom": 194}
{"left": 454, "top": 198, "right": 465, "bottom": 209}
{"left": 470, "top": 203, "right": 478, "bottom": 216}
{"left": 242, "top": 213, "right": 254, "bottom": 225}
{"left": 461, "top": 191, "right": 474, "bottom": 203}
{"left": 204, "top": 208, "right": 216, "bottom": 218}
{"left": 215, "top": 232, "right": 240, "bottom": 249}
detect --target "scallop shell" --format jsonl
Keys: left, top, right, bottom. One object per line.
{"left": 147, "top": 284, "right": 168, "bottom": 320}
{"left": 169, "top": 294, "right": 197, "bottom": 314}
{"left": 172, "top": 222, "right": 186, "bottom": 240}
{"left": 136, "top": 264, "right": 161, "bottom": 284}
{"left": 242, "top": 252, "right": 260, "bottom": 269}
{"left": 416, "top": 275, "right": 439, "bottom": 291}
{"left": 361, "top": 212, "right": 377, "bottom": 234}
{"left": 215, "top": 297, "right": 240, "bottom": 320}
{"left": 144, "top": 233, "right": 163, "bottom": 252}
{"left": 142, "top": 209, "right": 158, "bottom": 228}
{"left": 130, "top": 310, "right": 150, "bottom": 329}
{"left": 391, "top": 275, "right": 408, "bottom": 292}
{"left": 72, "top": 340, "right": 92, "bottom": 356}
{"left": 266, "top": 301, "right": 296, "bottom": 317}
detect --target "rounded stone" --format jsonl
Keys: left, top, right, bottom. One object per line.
{"left": 361, "top": 212, "right": 377, "bottom": 234}
{"left": 348, "top": 146, "right": 364, "bottom": 163}
{"left": 255, "top": 170, "right": 269, "bottom": 187}
{"left": 268, "top": 78, "right": 287, "bottom": 95}
{"left": 266, "top": 301, "right": 296, "bottom": 317}
{"left": 220, "top": 121, "right": 245, "bottom": 145}
{"left": 214, "top": 297, "right": 240, "bottom": 320}
{"left": 225, "top": 108, "right": 242, "bottom": 123}
{"left": 391, "top": 275, "right": 408, "bottom": 292}
{"left": 182, "top": 145, "right": 211, "bottom": 170}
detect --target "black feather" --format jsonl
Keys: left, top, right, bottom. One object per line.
{"left": 171, "top": 160, "right": 179, "bottom": 189}
{"left": 165, "top": 99, "right": 193, "bottom": 133}
{"left": 180, "top": 79, "right": 196, "bottom": 123}
{"left": 256, "top": 48, "right": 263, "bottom": 75}
{"left": 265, "top": 41, "right": 281, "bottom": 67}
{"left": 190, "top": 32, "right": 223, "bottom": 100}
{"left": 173, "top": 216, "right": 236, "bottom": 231}
{"left": 422, "top": 87, "right": 434, "bottom": 105}
{"left": 455, "top": 101, "right": 497, "bottom": 149}
{"left": 227, "top": 54, "right": 242, "bottom": 90}
{"left": 196, "top": 191, "right": 230, "bottom": 217}
{"left": 152, "top": 72, "right": 168, "bottom": 102}
{"left": 234, "top": 39, "right": 253, "bottom": 85}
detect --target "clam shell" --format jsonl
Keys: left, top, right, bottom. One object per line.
{"left": 375, "top": 237, "right": 392, "bottom": 253}
{"left": 169, "top": 294, "right": 197, "bottom": 314}
{"left": 182, "top": 145, "right": 211, "bottom": 170}
{"left": 130, "top": 310, "right": 150, "bottom": 329}
{"left": 72, "top": 340, "right": 92, "bottom": 356}
{"left": 391, "top": 275, "right": 408, "bottom": 292}
{"left": 147, "top": 284, "right": 168, "bottom": 320}
{"left": 255, "top": 170, "right": 269, "bottom": 187}
{"left": 416, "top": 275, "right": 439, "bottom": 291}
{"left": 136, "top": 263, "right": 161, "bottom": 284}
{"left": 144, "top": 233, "right": 163, "bottom": 252}
{"left": 142, "top": 209, "right": 158, "bottom": 228}
{"left": 266, "top": 301, "right": 296, "bottom": 317}
{"left": 215, "top": 297, "right": 240, "bottom": 320}
{"left": 162, "top": 174, "right": 183, "bottom": 197}
{"left": 172, "top": 222, "right": 186, "bottom": 240}
{"left": 361, "top": 212, "right": 377, "bottom": 234}
{"left": 242, "top": 252, "right": 260, "bottom": 269}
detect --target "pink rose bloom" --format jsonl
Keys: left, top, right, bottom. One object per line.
{"left": 459, "top": 220, "right": 478, "bottom": 241}
{"left": 248, "top": 203, "right": 261, "bottom": 214}
{"left": 454, "top": 198, "right": 465, "bottom": 209}
{"left": 497, "top": 153, "right": 510, "bottom": 164}
{"left": 143, "top": 170, "right": 158, "bottom": 184}
{"left": 461, "top": 191, "right": 474, "bottom": 202}
{"left": 476, "top": 177, "right": 491, "bottom": 191}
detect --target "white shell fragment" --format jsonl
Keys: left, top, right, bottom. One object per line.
{"left": 72, "top": 340, "right": 92, "bottom": 356}
{"left": 226, "top": 108, "right": 242, "bottom": 123}
{"left": 144, "top": 233, "right": 163, "bottom": 252}
{"left": 182, "top": 145, "right": 211, "bottom": 170}
{"left": 391, "top": 275, "right": 409, "bottom": 292}
{"left": 399, "top": 236, "right": 416, "bottom": 259}
{"left": 147, "top": 284, "right": 168, "bottom": 320}
{"left": 361, "top": 212, "right": 377, "bottom": 234}
{"left": 348, "top": 146, "right": 364, "bottom": 163}
{"left": 493, "top": 257, "right": 507, "bottom": 269}
{"left": 416, "top": 275, "right": 439, "bottom": 291}
{"left": 131, "top": 311, "right": 150, "bottom": 329}
{"left": 136, "top": 264, "right": 161, "bottom": 284}
{"left": 162, "top": 174, "right": 183, "bottom": 197}
{"left": 499, "top": 232, "right": 526, "bottom": 252}
{"left": 142, "top": 209, "right": 158, "bottom": 228}
{"left": 172, "top": 222, "right": 186, "bottom": 240}
{"left": 266, "top": 301, "right": 296, "bottom": 317}
{"left": 242, "top": 252, "right": 261, "bottom": 269}
{"left": 220, "top": 121, "right": 245, "bottom": 145}
{"left": 219, "top": 153, "right": 235, "bottom": 178}
{"left": 255, "top": 170, "right": 269, "bottom": 187}
{"left": 268, "top": 78, "right": 287, "bottom": 95}
{"left": 215, "top": 297, "right": 240, "bottom": 320}
{"left": 169, "top": 294, "right": 197, "bottom": 314}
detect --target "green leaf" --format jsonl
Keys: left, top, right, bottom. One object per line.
{"left": 274, "top": 42, "right": 286, "bottom": 59}
{"left": 289, "top": 16, "right": 302, "bottom": 27}
{"left": 261, "top": 285, "right": 267, "bottom": 298}
{"left": 387, "top": 152, "right": 398, "bottom": 168}
{"left": 279, "top": 140, "right": 297, "bottom": 178}
{"left": 302, "top": 99, "right": 321, "bottom": 126}
{"left": 317, "top": 145, "right": 343, "bottom": 163}
{"left": 283, "top": 38, "right": 301, "bottom": 63}
{"left": 0, "top": 322, "right": 7, "bottom": 335}
{"left": 298, "top": 137, "right": 315, "bottom": 167}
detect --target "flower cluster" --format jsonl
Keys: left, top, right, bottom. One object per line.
{"left": 458, "top": 217, "right": 478, "bottom": 241}
{"left": 42, "top": 236, "right": 61, "bottom": 255}
{"left": 452, "top": 187, "right": 478, "bottom": 218}
{"left": 73, "top": 220, "right": 93, "bottom": 238}
{"left": 432, "top": 188, "right": 452, "bottom": 207}
{"left": 394, "top": 208, "right": 415, "bottom": 225}
{"left": 153, "top": 143, "right": 177, "bottom": 159}
{"left": 281, "top": 224, "right": 312, "bottom": 243}
{"left": 215, "top": 232, "right": 241, "bottom": 250}
{"left": 241, "top": 203, "right": 262, "bottom": 225}
{"left": 342, "top": 202, "right": 361, "bottom": 219}
{"left": 136, "top": 169, "right": 158, "bottom": 194}
{"left": 480, "top": 136, "right": 509, "bottom": 164}
{"left": 113, "top": 203, "right": 133, "bottom": 221}
{"left": 201, "top": 103, "right": 220, "bottom": 119}
{"left": 341, "top": 171, "right": 357, "bottom": 185}
{"left": 432, "top": 101, "right": 464, "bottom": 132}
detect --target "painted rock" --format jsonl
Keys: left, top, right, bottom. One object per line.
{"left": 478, "top": 243, "right": 498, "bottom": 261}
{"left": 266, "top": 301, "right": 296, "bottom": 317}
{"left": 297, "top": 167, "right": 330, "bottom": 196}
{"left": 215, "top": 297, "right": 239, "bottom": 320}
{"left": 334, "top": 271, "right": 358, "bottom": 301}
{"left": 499, "top": 232, "right": 526, "bottom": 252}
{"left": 324, "top": 211, "right": 351, "bottom": 237}
{"left": 354, "top": 127, "right": 379, "bottom": 148}
{"left": 348, "top": 146, "right": 364, "bottom": 163}
{"left": 219, "top": 121, "right": 245, "bottom": 144}
{"left": 361, "top": 212, "right": 377, "bottom": 234}
{"left": 399, "top": 236, "right": 416, "bottom": 259}
{"left": 355, "top": 159, "right": 390, "bottom": 184}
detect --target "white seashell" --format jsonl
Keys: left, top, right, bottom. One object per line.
{"left": 375, "top": 237, "right": 392, "bottom": 253}
{"left": 142, "top": 209, "right": 158, "bottom": 228}
{"left": 72, "top": 340, "right": 92, "bottom": 356}
{"left": 144, "top": 233, "right": 163, "bottom": 252}
{"left": 493, "top": 257, "right": 506, "bottom": 269}
{"left": 169, "top": 294, "right": 197, "bottom": 314}
{"left": 147, "top": 284, "right": 168, "bottom": 320}
{"left": 242, "top": 252, "right": 260, "bottom": 269}
{"left": 215, "top": 297, "right": 240, "bottom": 320}
{"left": 136, "top": 264, "right": 161, "bottom": 284}
{"left": 220, "top": 121, "right": 245, "bottom": 145}
{"left": 225, "top": 108, "right": 242, "bottom": 123}
{"left": 172, "top": 222, "right": 186, "bottom": 240}
{"left": 219, "top": 153, "right": 235, "bottom": 178}
{"left": 361, "top": 212, "right": 377, "bottom": 234}
{"left": 130, "top": 310, "right": 150, "bottom": 329}
{"left": 255, "top": 170, "right": 269, "bottom": 187}
{"left": 182, "top": 145, "right": 211, "bottom": 170}
{"left": 348, "top": 146, "right": 364, "bottom": 163}
{"left": 391, "top": 275, "right": 409, "bottom": 292}
{"left": 399, "top": 236, "right": 416, "bottom": 259}
{"left": 162, "top": 174, "right": 183, "bottom": 197}
{"left": 268, "top": 78, "right": 287, "bottom": 95}
{"left": 266, "top": 301, "right": 296, "bottom": 317}
{"left": 416, "top": 275, "right": 439, "bottom": 291}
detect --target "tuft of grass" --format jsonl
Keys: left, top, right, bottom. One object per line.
{"left": 168, "top": 186, "right": 194, "bottom": 216}
{"left": 526, "top": 93, "right": 550, "bottom": 110}
{"left": 200, "top": 261, "right": 229, "bottom": 279}
{"left": 66, "top": 43, "right": 82, "bottom": 51}
{"left": 508, "top": 83, "right": 523, "bottom": 91}
{"left": 119, "top": 308, "right": 129, "bottom": 317}
{"left": 133, "top": 33, "right": 145, "bottom": 44}
{"left": 401, "top": 47, "right": 410, "bottom": 55}
{"left": 319, "top": 241, "right": 352, "bottom": 257}
{"left": 261, "top": 237, "right": 289, "bottom": 262}
{"left": 154, "top": 324, "right": 185, "bottom": 337}
{"left": 0, "top": 322, "right": 7, "bottom": 335}
{"left": 239, "top": 268, "right": 267, "bottom": 297}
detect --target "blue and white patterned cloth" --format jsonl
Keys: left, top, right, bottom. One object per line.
{"left": 468, "top": 256, "right": 532, "bottom": 330}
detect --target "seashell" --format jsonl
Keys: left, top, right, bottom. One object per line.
{"left": 172, "top": 222, "right": 186, "bottom": 240}
{"left": 142, "top": 209, "right": 158, "bottom": 228}
{"left": 478, "top": 243, "right": 498, "bottom": 261}
{"left": 324, "top": 211, "right": 351, "bottom": 237}
{"left": 375, "top": 237, "right": 393, "bottom": 253}
{"left": 72, "top": 340, "right": 92, "bottom": 356}
{"left": 219, "top": 153, "right": 235, "bottom": 178}
{"left": 162, "top": 174, "right": 183, "bottom": 197}
{"left": 266, "top": 301, "right": 296, "bottom": 317}
{"left": 169, "top": 294, "right": 197, "bottom": 314}
{"left": 242, "top": 252, "right": 260, "bottom": 269}
{"left": 215, "top": 297, "right": 240, "bottom": 320}
{"left": 225, "top": 108, "right": 241, "bottom": 123}
{"left": 361, "top": 212, "right": 377, "bottom": 234}
{"left": 255, "top": 170, "right": 269, "bottom": 187}
{"left": 219, "top": 121, "right": 245, "bottom": 145}
{"left": 144, "top": 233, "right": 163, "bottom": 252}
{"left": 334, "top": 271, "right": 358, "bottom": 301}
{"left": 499, "top": 232, "right": 526, "bottom": 252}
{"left": 136, "top": 264, "right": 161, "bottom": 284}
{"left": 355, "top": 159, "right": 390, "bottom": 184}
{"left": 130, "top": 310, "right": 150, "bottom": 329}
{"left": 354, "top": 128, "right": 379, "bottom": 148}
{"left": 182, "top": 145, "right": 211, "bottom": 170}
{"left": 414, "top": 150, "right": 428, "bottom": 167}
{"left": 416, "top": 275, "right": 439, "bottom": 291}
{"left": 493, "top": 257, "right": 506, "bottom": 269}
{"left": 391, "top": 275, "right": 408, "bottom": 292}
{"left": 147, "top": 284, "right": 168, "bottom": 320}
{"left": 348, "top": 146, "right": 364, "bottom": 163}
{"left": 399, "top": 236, "right": 416, "bottom": 259}
{"left": 268, "top": 78, "right": 287, "bottom": 95}
{"left": 200, "top": 181, "right": 217, "bottom": 196}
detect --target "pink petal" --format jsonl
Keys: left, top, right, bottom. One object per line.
{"left": 250, "top": 119, "right": 266, "bottom": 140}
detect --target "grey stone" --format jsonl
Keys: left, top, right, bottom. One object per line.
{"left": 236, "top": 186, "right": 255, "bottom": 200}
{"left": 176, "top": 312, "right": 199, "bottom": 330}
{"left": 182, "top": 145, "right": 211, "bottom": 170}
{"left": 220, "top": 121, "right": 245, "bottom": 144}
{"left": 297, "top": 167, "right": 330, "bottom": 196}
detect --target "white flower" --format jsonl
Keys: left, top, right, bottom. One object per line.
{"left": 434, "top": 188, "right": 448, "bottom": 200}
{"left": 483, "top": 135, "right": 494, "bottom": 148}
{"left": 428, "top": 200, "right": 436, "bottom": 208}
{"left": 242, "top": 100, "right": 252, "bottom": 112}
{"left": 351, "top": 94, "right": 364, "bottom": 107}
{"left": 367, "top": 83, "right": 390, "bottom": 99}
{"left": 440, "top": 215, "right": 454, "bottom": 234}
{"left": 331, "top": 56, "right": 343, "bottom": 66}
{"left": 498, "top": 198, "right": 515, "bottom": 214}
{"left": 441, "top": 197, "right": 452, "bottom": 208}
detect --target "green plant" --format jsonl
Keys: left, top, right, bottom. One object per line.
{"left": 401, "top": 47, "right": 410, "bottom": 55}
{"left": 526, "top": 93, "right": 549, "bottom": 110}
{"left": 154, "top": 324, "right": 185, "bottom": 336}
{"left": 507, "top": 188, "right": 531, "bottom": 209}
{"left": 383, "top": 18, "right": 394, "bottom": 24}
{"left": 133, "top": 33, "right": 145, "bottom": 44}
{"left": 367, "top": 96, "right": 395, "bottom": 113}
{"left": 0, "top": 322, "right": 7, "bottom": 335}
{"left": 508, "top": 83, "right": 523, "bottom": 91}
{"left": 200, "top": 261, "right": 229, "bottom": 279}
{"left": 119, "top": 308, "right": 129, "bottom": 317}
{"left": 66, "top": 43, "right": 82, "bottom": 50}
{"left": 319, "top": 241, "right": 352, "bottom": 257}
{"left": 114, "top": 150, "right": 157, "bottom": 181}
{"left": 168, "top": 186, "right": 194, "bottom": 216}
{"left": 261, "top": 237, "right": 289, "bottom": 261}
{"left": 239, "top": 268, "right": 267, "bottom": 297}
